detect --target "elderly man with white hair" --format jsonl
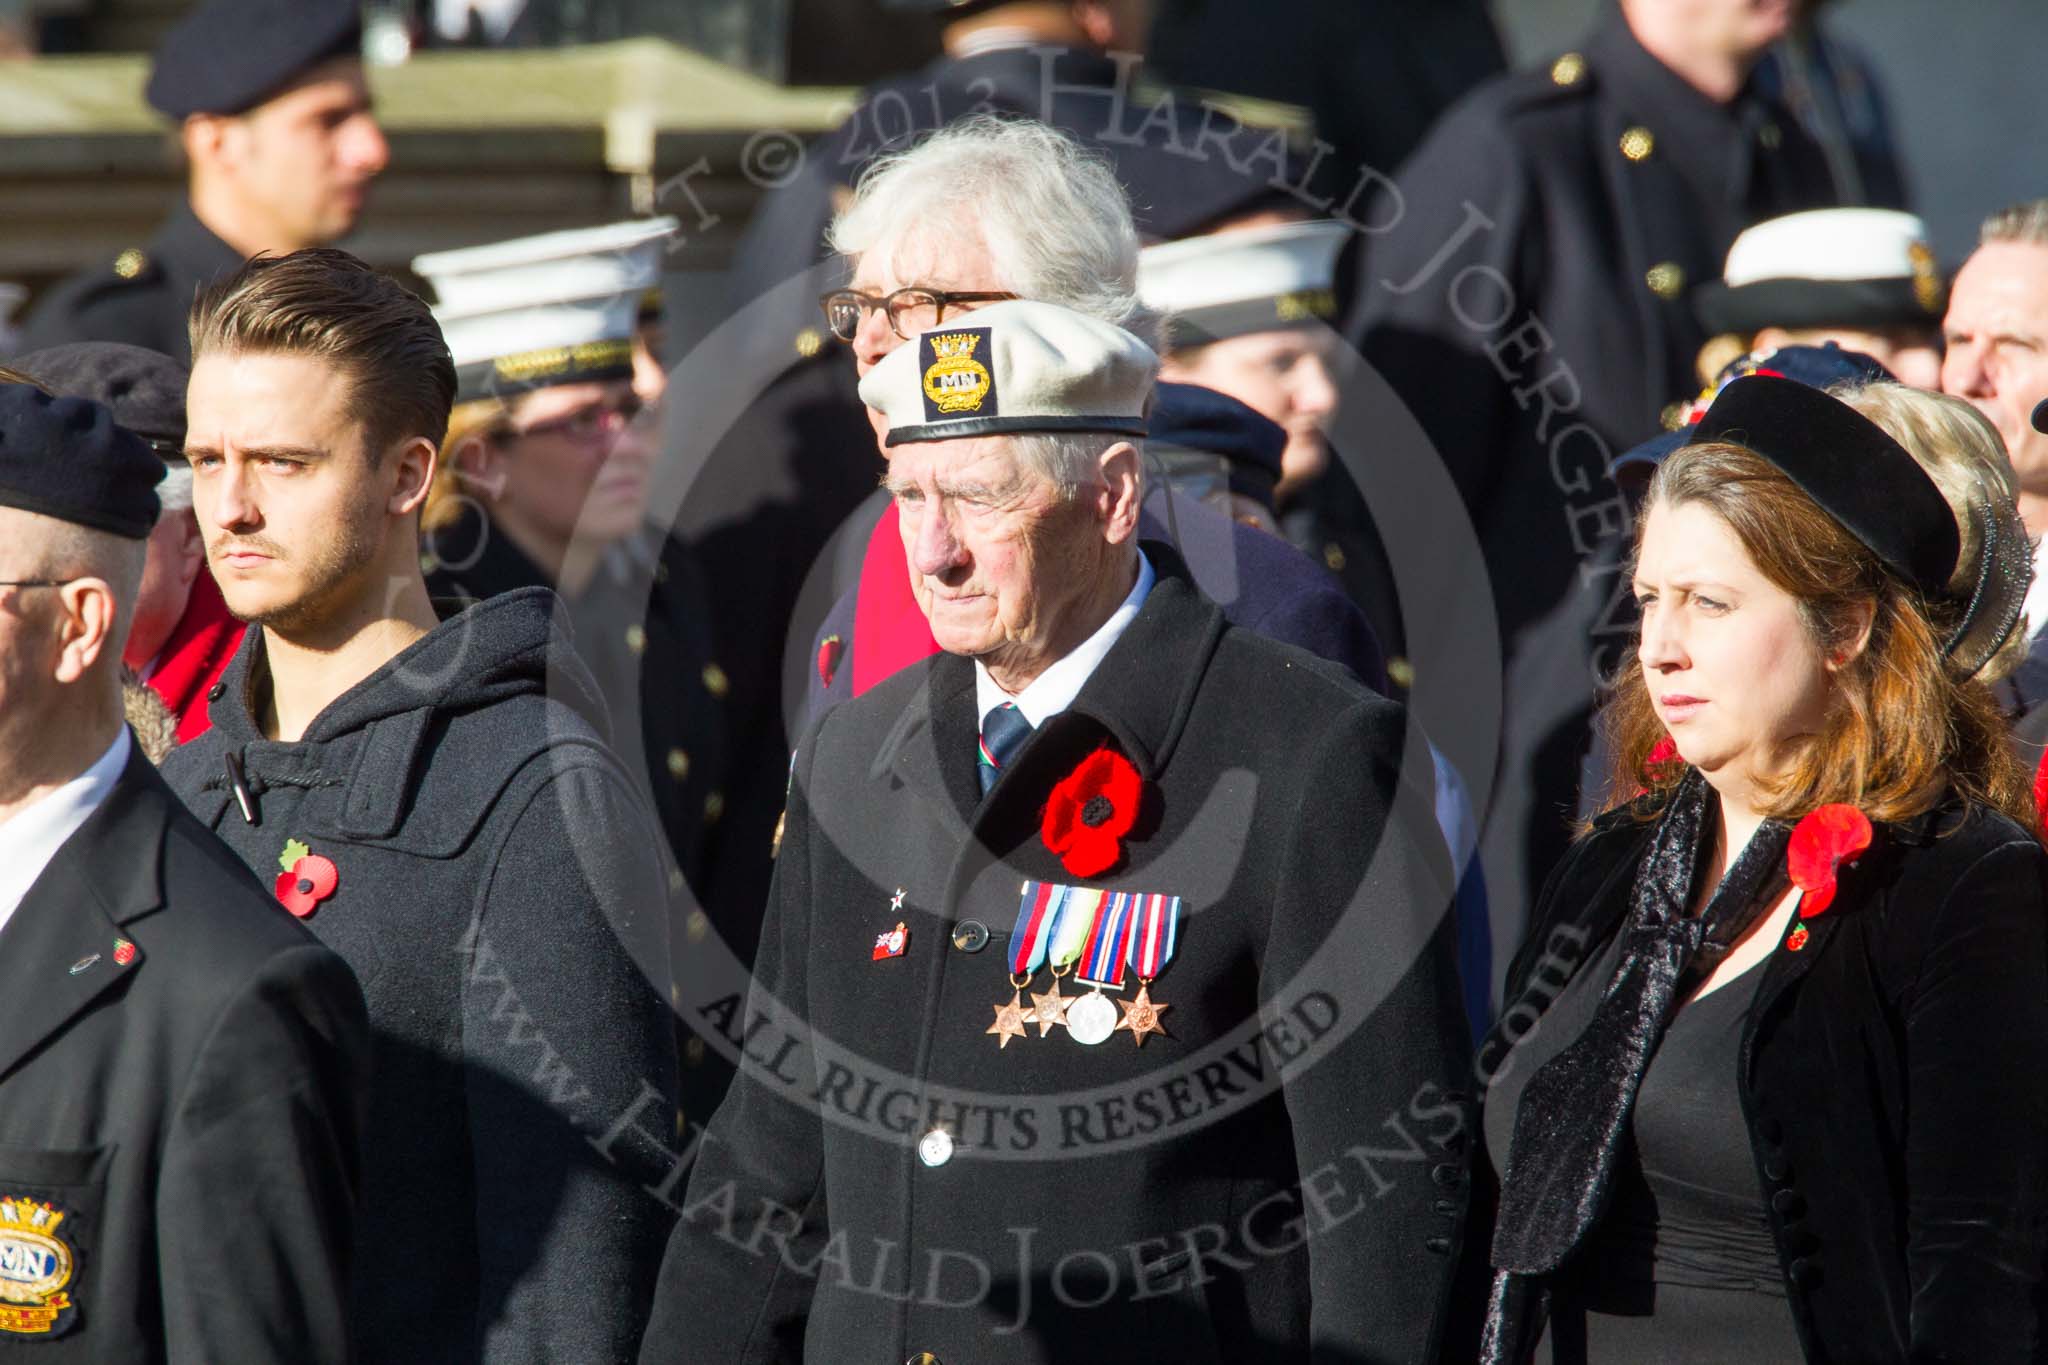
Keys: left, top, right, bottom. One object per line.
{"left": 641, "top": 300, "right": 1470, "bottom": 1364}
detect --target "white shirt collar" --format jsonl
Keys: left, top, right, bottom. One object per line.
{"left": 974, "top": 550, "right": 1154, "bottom": 730}
{"left": 2025, "top": 533, "right": 2048, "bottom": 641}
{"left": 0, "top": 728, "right": 130, "bottom": 941}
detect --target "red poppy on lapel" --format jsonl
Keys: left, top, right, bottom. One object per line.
{"left": 1042, "top": 745, "right": 1141, "bottom": 878}
{"left": 1787, "top": 804, "right": 1872, "bottom": 918}
{"left": 275, "top": 837, "right": 339, "bottom": 918}
{"left": 817, "top": 634, "right": 844, "bottom": 688}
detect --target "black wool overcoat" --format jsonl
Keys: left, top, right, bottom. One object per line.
{"left": 0, "top": 743, "right": 368, "bottom": 1362}
{"left": 1458, "top": 798, "right": 2048, "bottom": 1363}
{"left": 161, "top": 588, "right": 680, "bottom": 1363}
{"left": 641, "top": 546, "right": 1473, "bottom": 1364}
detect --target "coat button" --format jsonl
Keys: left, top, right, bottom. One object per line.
{"left": 905, "top": 1355, "right": 941, "bottom": 1365}
{"left": 1619, "top": 126, "right": 1655, "bottom": 161}
{"left": 666, "top": 748, "right": 690, "bottom": 781}
{"left": 1788, "top": 1256, "right": 1818, "bottom": 1287}
{"left": 1646, "top": 262, "right": 1686, "bottom": 299}
{"left": 1771, "top": 1189, "right": 1805, "bottom": 1217}
{"left": 1763, "top": 1154, "right": 1791, "bottom": 1182}
{"left": 951, "top": 920, "right": 990, "bottom": 953}
{"left": 624, "top": 624, "right": 647, "bottom": 656}
{"left": 917, "top": 1129, "right": 955, "bottom": 1168}
{"left": 1424, "top": 1235, "right": 1452, "bottom": 1256}
{"left": 207, "top": 682, "right": 225, "bottom": 701}
{"left": 1431, "top": 1162, "right": 1462, "bottom": 1188}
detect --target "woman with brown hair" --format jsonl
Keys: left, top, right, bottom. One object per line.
{"left": 1469, "top": 375, "right": 2048, "bottom": 1363}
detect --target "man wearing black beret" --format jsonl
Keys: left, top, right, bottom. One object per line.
{"left": 15, "top": 0, "right": 386, "bottom": 361}
{"left": 14, "top": 342, "right": 245, "bottom": 742}
{"left": 0, "top": 382, "right": 369, "bottom": 1361}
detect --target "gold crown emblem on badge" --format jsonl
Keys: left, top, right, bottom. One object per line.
{"left": 0, "top": 1199, "right": 74, "bottom": 1318}
{"left": 923, "top": 331, "right": 993, "bottom": 414}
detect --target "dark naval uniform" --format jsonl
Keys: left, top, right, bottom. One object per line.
{"left": 13, "top": 204, "right": 241, "bottom": 363}
{"left": 425, "top": 505, "right": 731, "bottom": 899}
{"left": 1346, "top": 7, "right": 1840, "bottom": 958}
{"left": 0, "top": 744, "right": 368, "bottom": 1363}
{"left": 641, "top": 545, "right": 1471, "bottom": 1364}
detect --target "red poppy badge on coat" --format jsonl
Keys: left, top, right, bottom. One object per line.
{"left": 275, "top": 837, "right": 338, "bottom": 918}
{"left": 1786, "top": 804, "right": 1872, "bottom": 919}
{"left": 1042, "top": 745, "right": 1142, "bottom": 878}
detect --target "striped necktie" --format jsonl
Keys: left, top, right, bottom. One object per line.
{"left": 977, "top": 702, "right": 1034, "bottom": 796}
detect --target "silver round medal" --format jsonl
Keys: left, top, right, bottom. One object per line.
{"left": 1066, "top": 990, "right": 1117, "bottom": 1046}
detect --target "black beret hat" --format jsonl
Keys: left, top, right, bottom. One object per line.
{"left": 14, "top": 343, "right": 188, "bottom": 458}
{"left": 1687, "top": 374, "right": 1958, "bottom": 598}
{"left": 0, "top": 383, "right": 164, "bottom": 539}
{"left": 146, "top": 0, "right": 362, "bottom": 119}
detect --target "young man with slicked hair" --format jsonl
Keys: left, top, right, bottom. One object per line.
{"left": 161, "top": 247, "right": 680, "bottom": 1362}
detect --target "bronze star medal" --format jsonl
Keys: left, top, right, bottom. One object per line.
{"left": 1028, "top": 977, "right": 1072, "bottom": 1037}
{"left": 1115, "top": 982, "right": 1170, "bottom": 1047}
{"left": 986, "top": 989, "right": 1032, "bottom": 1049}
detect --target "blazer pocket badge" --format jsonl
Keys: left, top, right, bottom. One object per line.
{"left": 0, "top": 1197, "right": 79, "bottom": 1338}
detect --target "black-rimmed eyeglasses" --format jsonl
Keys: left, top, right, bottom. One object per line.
{"left": 819, "top": 287, "right": 1019, "bottom": 342}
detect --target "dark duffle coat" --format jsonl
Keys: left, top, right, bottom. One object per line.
{"left": 0, "top": 741, "right": 368, "bottom": 1362}
{"left": 1456, "top": 798, "right": 2048, "bottom": 1363}
{"left": 160, "top": 587, "right": 680, "bottom": 1364}
{"left": 641, "top": 545, "right": 1473, "bottom": 1365}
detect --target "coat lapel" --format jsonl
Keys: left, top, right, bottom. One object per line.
{"left": 0, "top": 749, "right": 166, "bottom": 1085}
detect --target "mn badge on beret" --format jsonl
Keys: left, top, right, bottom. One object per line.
{"left": 0, "top": 1198, "right": 78, "bottom": 1337}
{"left": 920, "top": 327, "right": 995, "bottom": 422}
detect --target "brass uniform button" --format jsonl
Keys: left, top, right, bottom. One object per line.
{"left": 653, "top": 561, "right": 669, "bottom": 584}
{"left": 624, "top": 624, "right": 647, "bottom": 656}
{"left": 1386, "top": 657, "right": 1416, "bottom": 690}
{"left": 1619, "top": 126, "right": 1654, "bottom": 161}
{"left": 906, "top": 1355, "right": 942, "bottom": 1365}
{"left": 1550, "top": 52, "right": 1585, "bottom": 86}
{"left": 1322, "top": 543, "right": 1347, "bottom": 572}
{"left": 667, "top": 866, "right": 685, "bottom": 893}
{"left": 113, "top": 247, "right": 146, "bottom": 279}
{"left": 686, "top": 909, "right": 708, "bottom": 941}
{"left": 795, "top": 327, "right": 823, "bottom": 359}
{"left": 1645, "top": 262, "right": 1686, "bottom": 299}
{"left": 704, "top": 790, "right": 725, "bottom": 822}
{"left": 701, "top": 662, "right": 729, "bottom": 697}
{"left": 666, "top": 747, "right": 690, "bottom": 781}
{"left": 1758, "top": 121, "right": 1782, "bottom": 150}
{"left": 684, "top": 1036, "right": 706, "bottom": 1066}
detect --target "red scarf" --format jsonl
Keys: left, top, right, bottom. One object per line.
{"left": 850, "top": 502, "right": 940, "bottom": 696}
{"left": 144, "top": 572, "right": 245, "bottom": 743}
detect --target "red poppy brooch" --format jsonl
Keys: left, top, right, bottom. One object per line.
{"left": 1042, "top": 745, "right": 1142, "bottom": 878}
{"left": 275, "top": 837, "right": 339, "bottom": 918}
{"left": 1786, "top": 804, "right": 1872, "bottom": 919}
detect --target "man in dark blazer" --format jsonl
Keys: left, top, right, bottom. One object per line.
{"left": 641, "top": 301, "right": 1471, "bottom": 1363}
{"left": 0, "top": 382, "right": 367, "bottom": 1360}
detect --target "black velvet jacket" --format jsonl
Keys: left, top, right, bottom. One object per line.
{"left": 1459, "top": 798, "right": 2048, "bottom": 1363}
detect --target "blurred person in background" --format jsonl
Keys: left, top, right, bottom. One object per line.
{"left": 1691, "top": 207, "right": 1945, "bottom": 390}
{"left": 1941, "top": 200, "right": 2048, "bottom": 738}
{"left": 1348, "top": 0, "right": 1846, "bottom": 965}
{"left": 16, "top": 0, "right": 387, "bottom": 361}
{"left": 14, "top": 343, "right": 243, "bottom": 742}
{"left": 414, "top": 219, "right": 731, "bottom": 1129}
